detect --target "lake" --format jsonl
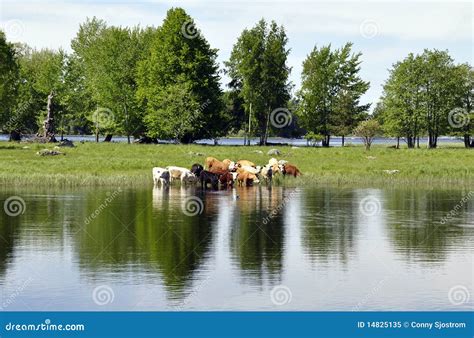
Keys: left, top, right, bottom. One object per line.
{"left": 0, "top": 134, "right": 465, "bottom": 147}
{"left": 0, "top": 186, "right": 472, "bottom": 311}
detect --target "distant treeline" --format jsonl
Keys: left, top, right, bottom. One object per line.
{"left": 0, "top": 8, "right": 472, "bottom": 147}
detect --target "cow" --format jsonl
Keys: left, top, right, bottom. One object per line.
{"left": 236, "top": 171, "right": 258, "bottom": 186}
{"left": 199, "top": 170, "right": 219, "bottom": 190}
{"left": 152, "top": 167, "right": 169, "bottom": 186}
{"left": 237, "top": 160, "right": 256, "bottom": 168}
{"left": 205, "top": 157, "right": 235, "bottom": 173}
{"left": 239, "top": 165, "right": 261, "bottom": 175}
{"left": 260, "top": 165, "right": 273, "bottom": 183}
{"left": 268, "top": 158, "right": 278, "bottom": 167}
{"left": 282, "top": 163, "right": 301, "bottom": 177}
{"left": 166, "top": 166, "right": 196, "bottom": 183}
{"left": 190, "top": 163, "right": 204, "bottom": 176}
{"left": 159, "top": 171, "right": 170, "bottom": 185}
{"left": 218, "top": 171, "right": 234, "bottom": 189}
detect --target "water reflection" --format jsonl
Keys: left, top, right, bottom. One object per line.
{"left": 230, "top": 186, "right": 287, "bottom": 285}
{"left": 383, "top": 189, "right": 474, "bottom": 262}
{"left": 0, "top": 186, "right": 472, "bottom": 310}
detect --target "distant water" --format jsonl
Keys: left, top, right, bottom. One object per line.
{"left": 0, "top": 134, "right": 465, "bottom": 146}
{"left": 0, "top": 186, "right": 472, "bottom": 311}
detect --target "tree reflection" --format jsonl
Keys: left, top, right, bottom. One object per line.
{"left": 302, "top": 187, "right": 357, "bottom": 265}
{"left": 74, "top": 187, "right": 214, "bottom": 299}
{"left": 230, "top": 186, "right": 286, "bottom": 285}
{"left": 384, "top": 189, "right": 472, "bottom": 262}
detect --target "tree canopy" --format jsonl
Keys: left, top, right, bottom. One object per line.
{"left": 226, "top": 19, "right": 291, "bottom": 145}
{"left": 0, "top": 10, "right": 471, "bottom": 147}
{"left": 296, "top": 43, "right": 370, "bottom": 147}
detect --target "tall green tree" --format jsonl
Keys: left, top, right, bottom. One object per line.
{"left": 378, "top": 53, "right": 423, "bottom": 148}
{"left": 296, "top": 43, "right": 369, "bottom": 147}
{"left": 7, "top": 45, "right": 65, "bottom": 140}
{"left": 137, "top": 8, "right": 224, "bottom": 143}
{"left": 72, "top": 18, "right": 147, "bottom": 142}
{"left": 226, "top": 19, "right": 291, "bottom": 145}
{"left": 451, "top": 63, "right": 473, "bottom": 148}
{"left": 419, "top": 50, "right": 459, "bottom": 148}
{"left": 379, "top": 50, "right": 461, "bottom": 148}
{"left": 0, "top": 31, "right": 19, "bottom": 139}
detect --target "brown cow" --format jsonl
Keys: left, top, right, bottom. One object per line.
{"left": 211, "top": 169, "right": 234, "bottom": 188}
{"left": 282, "top": 163, "right": 301, "bottom": 177}
{"left": 205, "top": 157, "right": 235, "bottom": 173}
{"left": 236, "top": 171, "right": 258, "bottom": 186}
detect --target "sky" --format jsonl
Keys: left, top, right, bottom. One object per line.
{"left": 0, "top": 0, "right": 472, "bottom": 109}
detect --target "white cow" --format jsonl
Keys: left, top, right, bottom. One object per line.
{"left": 268, "top": 158, "right": 278, "bottom": 166}
{"left": 166, "top": 166, "right": 196, "bottom": 183}
{"left": 152, "top": 167, "right": 169, "bottom": 186}
{"left": 240, "top": 165, "right": 262, "bottom": 175}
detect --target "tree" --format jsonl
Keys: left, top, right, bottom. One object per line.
{"left": 7, "top": 45, "right": 65, "bottom": 140}
{"left": 0, "top": 31, "right": 19, "bottom": 140}
{"left": 137, "top": 8, "right": 224, "bottom": 143}
{"left": 451, "top": 64, "right": 473, "bottom": 148}
{"left": 297, "top": 43, "right": 369, "bottom": 147}
{"left": 226, "top": 19, "right": 291, "bottom": 145}
{"left": 354, "top": 119, "right": 381, "bottom": 150}
{"left": 144, "top": 83, "right": 201, "bottom": 142}
{"left": 379, "top": 50, "right": 460, "bottom": 148}
{"left": 419, "top": 50, "right": 459, "bottom": 148}
{"left": 72, "top": 18, "right": 147, "bottom": 143}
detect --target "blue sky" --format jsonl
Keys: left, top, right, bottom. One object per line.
{"left": 1, "top": 0, "right": 472, "bottom": 110}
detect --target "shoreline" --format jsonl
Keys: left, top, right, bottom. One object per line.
{"left": 1, "top": 142, "right": 472, "bottom": 188}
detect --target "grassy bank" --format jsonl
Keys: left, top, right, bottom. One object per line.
{"left": 0, "top": 142, "right": 472, "bottom": 187}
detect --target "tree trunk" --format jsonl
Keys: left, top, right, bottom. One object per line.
{"left": 42, "top": 92, "right": 56, "bottom": 140}
{"left": 407, "top": 136, "right": 415, "bottom": 149}
{"left": 104, "top": 134, "right": 113, "bottom": 142}
{"left": 396, "top": 137, "right": 400, "bottom": 149}
{"left": 263, "top": 109, "right": 270, "bottom": 146}
{"left": 9, "top": 130, "right": 21, "bottom": 141}
{"left": 341, "top": 135, "right": 345, "bottom": 147}
{"left": 428, "top": 133, "right": 437, "bottom": 149}
{"left": 321, "top": 134, "right": 330, "bottom": 147}
{"left": 127, "top": 135, "right": 131, "bottom": 144}
{"left": 464, "top": 135, "right": 472, "bottom": 148}
{"left": 416, "top": 136, "right": 420, "bottom": 148}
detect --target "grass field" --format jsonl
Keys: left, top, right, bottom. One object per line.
{"left": 0, "top": 141, "right": 472, "bottom": 187}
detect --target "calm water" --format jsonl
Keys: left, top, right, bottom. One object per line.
{"left": 0, "top": 186, "right": 472, "bottom": 311}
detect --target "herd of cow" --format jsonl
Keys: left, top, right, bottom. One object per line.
{"left": 152, "top": 156, "right": 302, "bottom": 189}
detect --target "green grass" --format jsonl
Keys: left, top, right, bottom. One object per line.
{"left": 0, "top": 142, "right": 472, "bottom": 187}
